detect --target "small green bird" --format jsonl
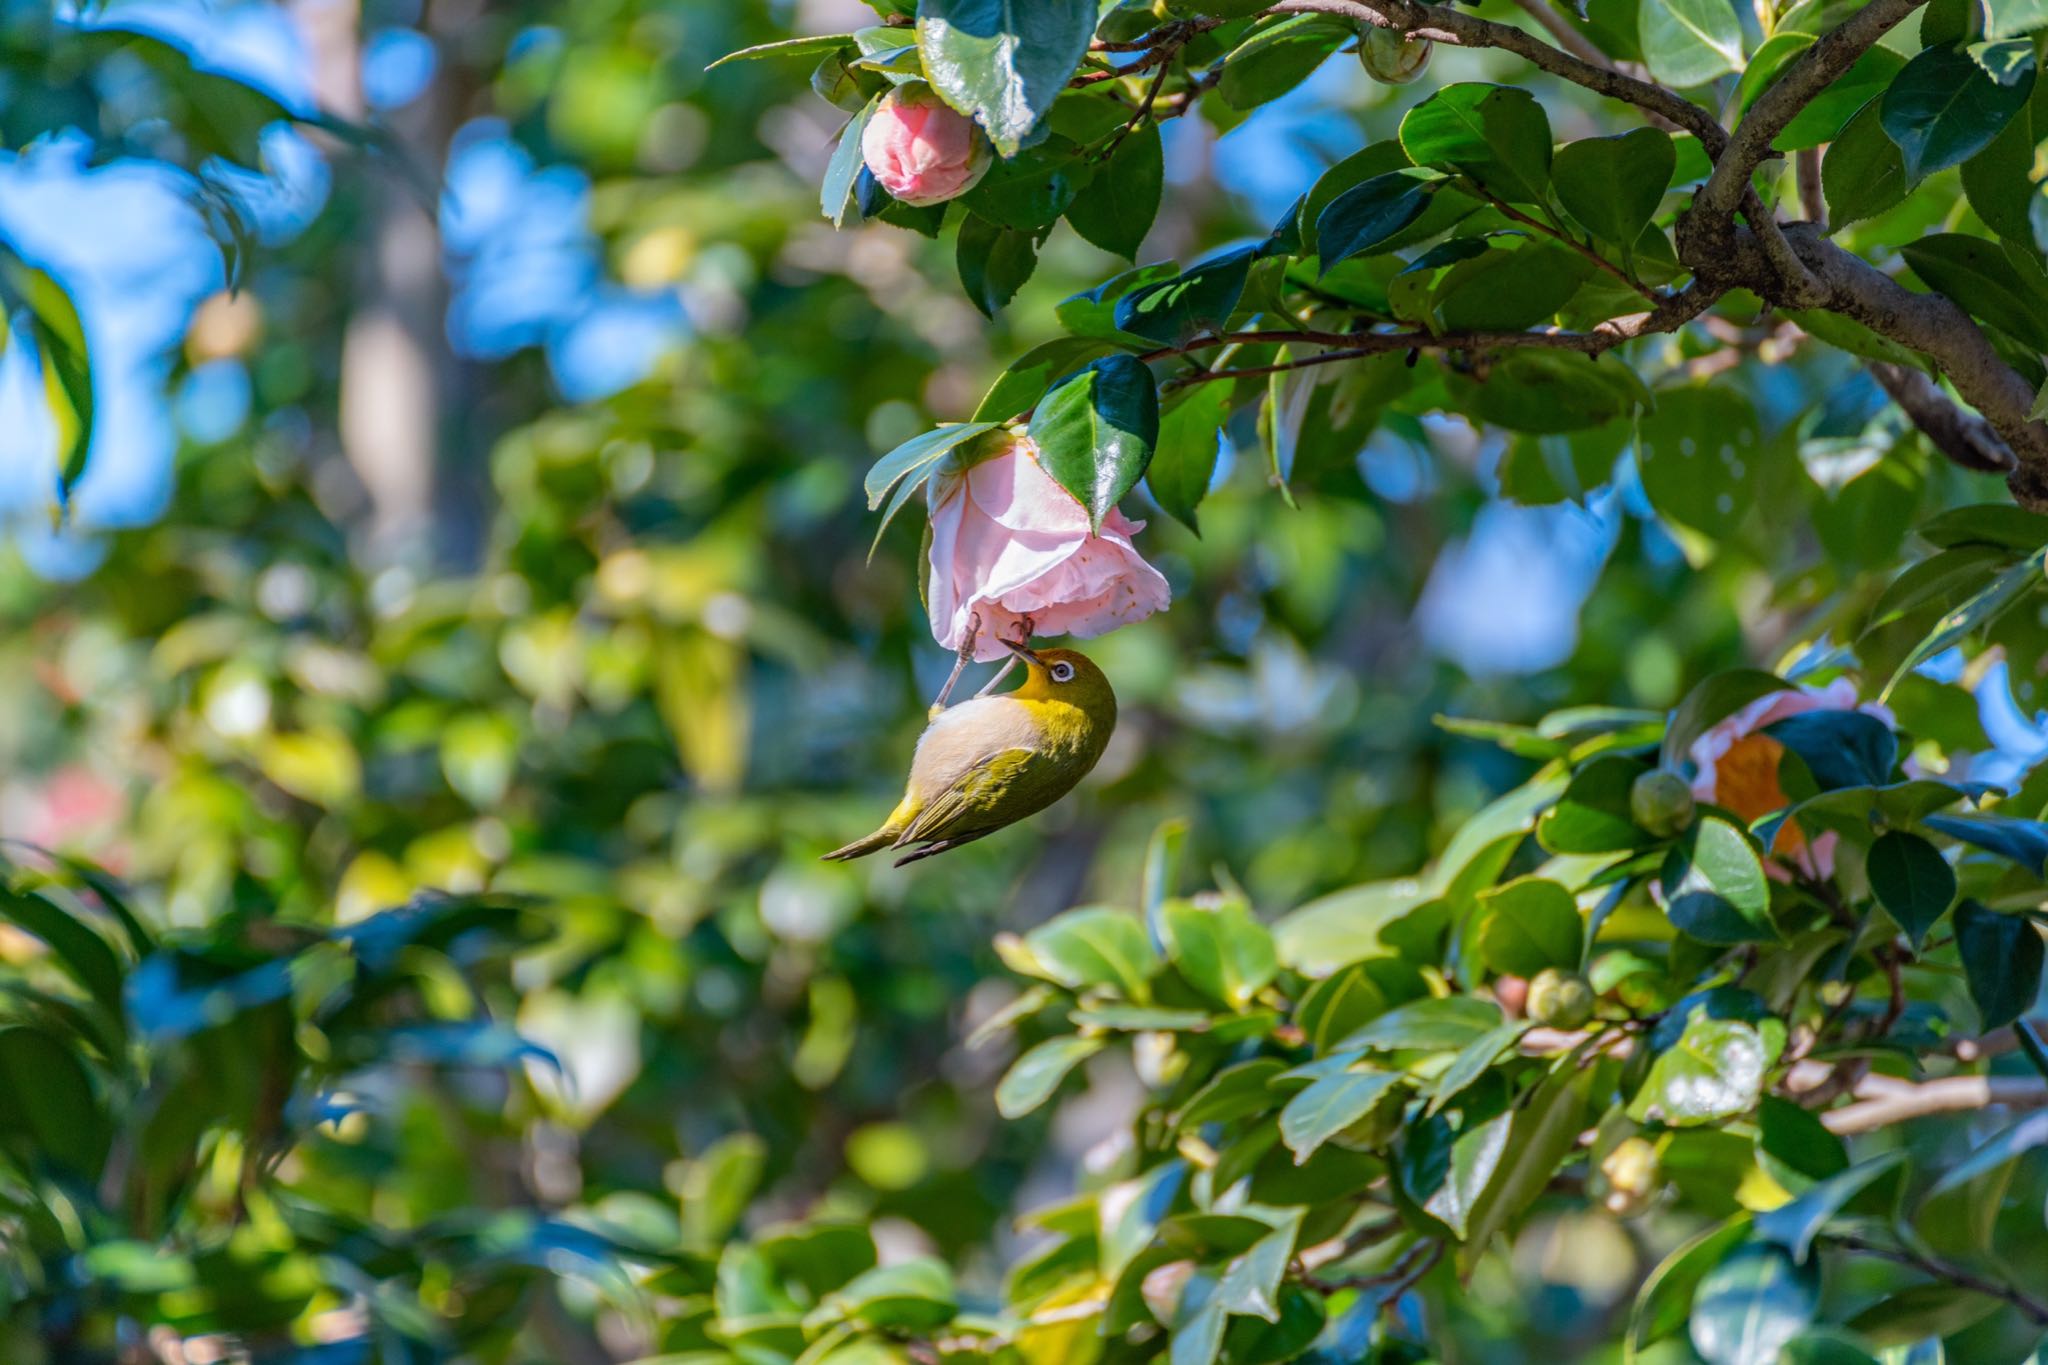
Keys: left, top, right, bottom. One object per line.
{"left": 824, "top": 640, "right": 1117, "bottom": 866}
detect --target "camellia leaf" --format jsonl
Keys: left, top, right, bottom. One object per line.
{"left": 0, "top": 248, "right": 94, "bottom": 504}
{"left": 1640, "top": 0, "right": 1745, "bottom": 88}
{"left": 1314, "top": 170, "right": 1435, "bottom": 274}
{"left": 1474, "top": 877, "right": 1582, "bottom": 977}
{"left": 1629, "top": 1216, "right": 1754, "bottom": 1354}
{"left": 1552, "top": 128, "right": 1676, "bottom": 248}
{"left": 1066, "top": 123, "right": 1163, "bottom": 261}
{"left": 1020, "top": 906, "right": 1158, "bottom": 1001}
{"left": 0, "top": 1025, "right": 110, "bottom": 1177}
{"left": 1278, "top": 1066, "right": 1400, "bottom": 1163}
{"left": 1925, "top": 810, "right": 2048, "bottom": 875}
{"left": 1952, "top": 899, "right": 2045, "bottom": 1028}
{"left": 1880, "top": 42, "right": 2035, "bottom": 181}
{"left": 1340, "top": 994, "right": 1502, "bottom": 1052}
{"left": 707, "top": 33, "right": 854, "bottom": 68}
{"left": 1902, "top": 232, "right": 2048, "bottom": 351}
{"left": 1662, "top": 668, "right": 1787, "bottom": 768}
{"left": 1864, "top": 829, "right": 1955, "bottom": 946}
{"left": 1689, "top": 1242, "right": 1820, "bottom": 1365}
{"left": 956, "top": 213, "right": 1039, "bottom": 317}
{"left": 1636, "top": 384, "right": 1764, "bottom": 543}
{"left": 1538, "top": 753, "right": 1654, "bottom": 853}
{"left": 822, "top": 96, "right": 879, "bottom": 227}
{"left": 1112, "top": 242, "right": 1260, "bottom": 345}
{"left": 1660, "top": 817, "right": 1773, "bottom": 945}
{"left": 1158, "top": 896, "right": 1279, "bottom": 1010}
{"left": 1822, "top": 97, "right": 1909, "bottom": 227}
{"left": 1027, "top": 353, "right": 1160, "bottom": 531}
{"left": 1398, "top": 83, "right": 1553, "bottom": 205}
{"left": 1629, "top": 989, "right": 1784, "bottom": 1125}
{"left": 1216, "top": 14, "right": 1350, "bottom": 111}
{"left": 1753, "top": 1151, "right": 1905, "bottom": 1262}
{"left": 1149, "top": 383, "right": 1230, "bottom": 534}
{"left": 915, "top": 0, "right": 1097, "bottom": 156}
{"left": 995, "top": 1034, "right": 1103, "bottom": 1117}
{"left": 972, "top": 337, "right": 1117, "bottom": 423}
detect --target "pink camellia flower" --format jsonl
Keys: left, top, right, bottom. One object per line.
{"left": 1688, "top": 678, "right": 1895, "bottom": 880}
{"left": 860, "top": 86, "right": 992, "bottom": 207}
{"left": 927, "top": 431, "right": 1170, "bottom": 662}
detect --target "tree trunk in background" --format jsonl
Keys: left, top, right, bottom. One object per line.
{"left": 292, "top": 0, "right": 472, "bottom": 566}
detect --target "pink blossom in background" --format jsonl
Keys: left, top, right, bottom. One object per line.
{"left": 1688, "top": 678, "right": 1895, "bottom": 880}
{"left": 2, "top": 764, "right": 129, "bottom": 871}
{"left": 926, "top": 432, "right": 1170, "bottom": 662}
{"left": 860, "top": 86, "right": 992, "bottom": 207}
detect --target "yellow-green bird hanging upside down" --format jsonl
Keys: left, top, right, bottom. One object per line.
{"left": 824, "top": 639, "right": 1116, "bottom": 867}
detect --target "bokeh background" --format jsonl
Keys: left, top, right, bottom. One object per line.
{"left": 4, "top": 0, "right": 2045, "bottom": 1358}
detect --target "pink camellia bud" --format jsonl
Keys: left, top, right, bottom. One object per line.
{"left": 1688, "top": 678, "right": 1894, "bottom": 881}
{"left": 860, "top": 86, "right": 993, "bottom": 207}
{"left": 926, "top": 430, "right": 1170, "bottom": 662}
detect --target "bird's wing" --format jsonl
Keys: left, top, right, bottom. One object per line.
{"left": 895, "top": 746, "right": 1037, "bottom": 847}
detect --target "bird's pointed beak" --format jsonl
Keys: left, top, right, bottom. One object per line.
{"left": 1000, "top": 637, "right": 1044, "bottom": 667}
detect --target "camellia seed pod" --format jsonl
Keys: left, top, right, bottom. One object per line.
{"left": 1630, "top": 768, "right": 1696, "bottom": 839}
{"left": 1358, "top": 25, "right": 1432, "bottom": 85}
{"left": 1527, "top": 967, "right": 1595, "bottom": 1030}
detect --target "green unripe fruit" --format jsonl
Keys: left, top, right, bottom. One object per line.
{"left": 1097, "top": 1, "right": 1159, "bottom": 45}
{"left": 1594, "top": 1136, "right": 1659, "bottom": 1217}
{"left": 1630, "top": 768, "right": 1696, "bottom": 839}
{"left": 1527, "top": 967, "right": 1595, "bottom": 1029}
{"left": 1358, "top": 26, "right": 1432, "bottom": 84}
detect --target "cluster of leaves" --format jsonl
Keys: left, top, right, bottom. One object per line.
{"left": 728, "top": 0, "right": 2048, "bottom": 555}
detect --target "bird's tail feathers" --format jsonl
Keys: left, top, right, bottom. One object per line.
{"left": 822, "top": 825, "right": 899, "bottom": 862}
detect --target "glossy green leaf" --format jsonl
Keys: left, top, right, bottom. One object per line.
{"left": 916, "top": 0, "right": 1096, "bottom": 155}
{"left": 1629, "top": 991, "right": 1784, "bottom": 1124}
{"left": 1823, "top": 98, "right": 1909, "bottom": 227}
{"left": 1340, "top": 994, "right": 1502, "bottom": 1052}
{"left": 1278, "top": 1067, "right": 1400, "bottom": 1163}
{"left": 822, "top": 97, "right": 879, "bottom": 227}
{"left": 1637, "top": 384, "right": 1764, "bottom": 543}
{"left": 1149, "top": 383, "right": 1229, "bottom": 534}
{"left": 1689, "top": 1242, "right": 1819, "bottom": 1365}
{"left": 708, "top": 33, "right": 854, "bottom": 68}
{"left": 1661, "top": 817, "right": 1773, "bottom": 945}
{"left": 1021, "top": 906, "right": 1159, "bottom": 1000}
{"left": 1067, "top": 123, "right": 1163, "bottom": 260}
{"left": 1216, "top": 14, "right": 1350, "bottom": 110}
{"left": 1641, "top": 0, "right": 1745, "bottom": 87}
{"left": 1753, "top": 1151, "right": 1904, "bottom": 1261}
{"left": 1925, "top": 810, "right": 2048, "bottom": 875}
{"left": 1662, "top": 669, "right": 1788, "bottom": 770}
{"left": 1552, "top": 129, "right": 1676, "bottom": 247}
{"left": 1953, "top": 899, "right": 2045, "bottom": 1028}
{"left": 1174, "top": 1058, "right": 1287, "bottom": 1130}
{"left": 1628, "top": 1216, "right": 1753, "bottom": 1354}
{"left": 996, "top": 1035, "right": 1104, "bottom": 1117}
{"left": 973, "top": 337, "right": 1118, "bottom": 423}
{"left": 956, "top": 213, "right": 1039, "bottom": 317}
{"left": 0, "top": 1025, "right": 109, "bottom": 1177}
{"left": 1464, "top": 1062, "right": 1593, "bottom": 1251}
{"left": 1866, "top": 829, "right": 1955, "bottom": 946}
{"left": 1398, "top": 83, "right": 1553, "bottom": 206}
{"left": 1475, "top": 877, "right": 1582, "bottom": 977}
{"left": 1902, "top": 232, "right": 2048, "bottom": 352}
{"left": 1539, "top": 753, "right": 1654, "bottom": 853}
{"left": 1880, "top": 42, "right": 2034, "bottom": 181}
{"left": 817, "top": 1257, "right": 956, "bottom": 1329}
{"left": 1027, "top": 353, "right": 1160, "bottom": 530}
{"left": 1113, "top": 243, "right": 1259, "bottom": 345}
{"left": 1427, "top": 1019, "right": 1528, "bottom": 1115}
{"left": 1159, "top": 897, "right": 1278, "bottom": 1010}
{"left": 1315, "top": 171, "right": 1434, "bottom": 274}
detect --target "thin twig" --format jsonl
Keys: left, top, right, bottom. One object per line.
{"left": 1832, "top": 1235, "right": 2048, "bottom": 1326}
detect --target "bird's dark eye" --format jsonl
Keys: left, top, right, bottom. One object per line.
{"left": 1051, "top": 661, "right": 1074, "bottom": 682}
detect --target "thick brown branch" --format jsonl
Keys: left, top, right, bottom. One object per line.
{"left": 1699, "top": 0, "right": 1927, "bottom": 218}
{"left": 1870, "top": 362, "right": 2020, "bottom": 474}
{"left": 1268, "top": 0, "right": 1724, "bottom": 151}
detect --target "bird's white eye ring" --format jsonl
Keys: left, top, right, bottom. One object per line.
{"left": 1051, "top": 661, "right": 1075, "bottom": 682}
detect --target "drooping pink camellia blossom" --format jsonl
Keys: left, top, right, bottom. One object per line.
{"left": 1688, "top": 677, "right": 1895, "bottom": 880}
{"left": 860, "top": 86, "right": 992, "bottom": 207}
{"left": 927, "top": 431, "right": 1170, "bottom": 662}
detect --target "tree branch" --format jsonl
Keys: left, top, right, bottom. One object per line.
{"left": 1698, "top": 0, "right": 1927, "bottom": 219}
{"left": 1819, "top": 1072, "right": 2048, "bottom": 1135}
{"left": 1870, "top": 362, "right": 2020, "bottom": 474}
{"left": 1831, "top": 1235, "right": 2048, "bottom": 1326}
{"left": 1268, "top": 0, "right": 1725, "bottom": 150}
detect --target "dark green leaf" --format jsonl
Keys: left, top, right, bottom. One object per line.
{"left": 1865, "top": 830, "right": 1955, "bottom": 946}
{"left": 1027, "top": 353, "right": 1160, "bottom": 530}
{"left": 964, "top": 142, "right": 1089, "bottom": 232}
{"left": 1901, "top": 231, "right": 2048, "bottom": 352}
{"left": 1882, "top": 43, "right": 2033, "bottom": 180}
{"left": 1428, "top": 1019, "right": 1528, "bottom": 1115}
{"left": 819, "top": 1258, "right": 956, "bottom": 1330}
{"left": 1953, "top": 899, "right": 2045, "bottom": 1028}
{"left": 1552, "top": 128, "right": 1676, "bottom": 247}
{"left": 973, "top": 337, "right": 1118, "bottom": 422}
{"left": 1637, "top": 384, "right": 1764, "bottom": 543}
{"left": 1823, "top": 97, "right": 1909, "bottom": 227}
{"left": 0, "top": 1025, "right": 108, "bottom": 1176}
{"left": 1398, "top": 83, "right": 1553, "bottom": 205}
{"left": 1340, "top": 995, "right": 1502, "bottom": 1052}
{"left": 1764, "top": 710, "right": 1898, "bottom": 791}
{"left": 1846, "top": 1282, "right": 2002, "bottom": 1346}
{"left": 1539, "top": 753, "right": 1654, "bottom": 853}
{"left": 1314, "top": 171, "right": 1434, "bottom": 274}
{"left": 1175, "top": 1059, "right": 1288, "bottom": 1130}
{"left": 1444, "top": 349, "right": 1652, "bottom": 433}
{"left": 1629, "top": 1216, "right": 1754, "bottom": 1354}
{"left": 1067, "top": 124, "right": 1163, "bottom": 259}
{"left": 1689, "top": 1242, "right": 1819, "bottom": 1365}
{"left": 1112, "top": 244, "right": 1258, "bottom": 344}
{"left": 1757, "top": 1095, "right": 1848, "bottom": 1190}
{"left": 1475, "top": 877, "right": 1582, "bottom": 976}
{"left": 1753, "top": 1152, "right": 1904, "bottom": 1261}
{"left": 916, "top": 0, "right": 1097, "bottom": 155}
{"left": 1278, "top": 1067, "right": 1401, "bottom": 1163}
{"left": 1215, "top": 15, "right": 1349, "bottom": 110}
{"left": 1925, "top": 811, "right": 2048, "bottom": 874}
{"left": 1464, "top": 1062, "right": 1594, "bottom": 1250}
{"left": 1918, "top": 501, "right": 2048, "bottom": 549}
{"left": 1663, "top": 669, "right": 1788, "bottom": 769}
{"left": 1661, "top": 817, "right": 1773, "bottom": 945}
{"left": 956, "top": 213, "right": 1039, "bottom": 316}
{"left": 1149, "top": 383, "right": 1229, "bottom": 534}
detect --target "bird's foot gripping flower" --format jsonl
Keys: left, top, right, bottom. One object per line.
{"left": 926, "top": 429, "right": 1170, "bottom": 664}
{"left": 860, "top": 86, "right": 992, "bottom": 207}
{"left": 1688, "top": 678, "right": 1896, "bottom": 880}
